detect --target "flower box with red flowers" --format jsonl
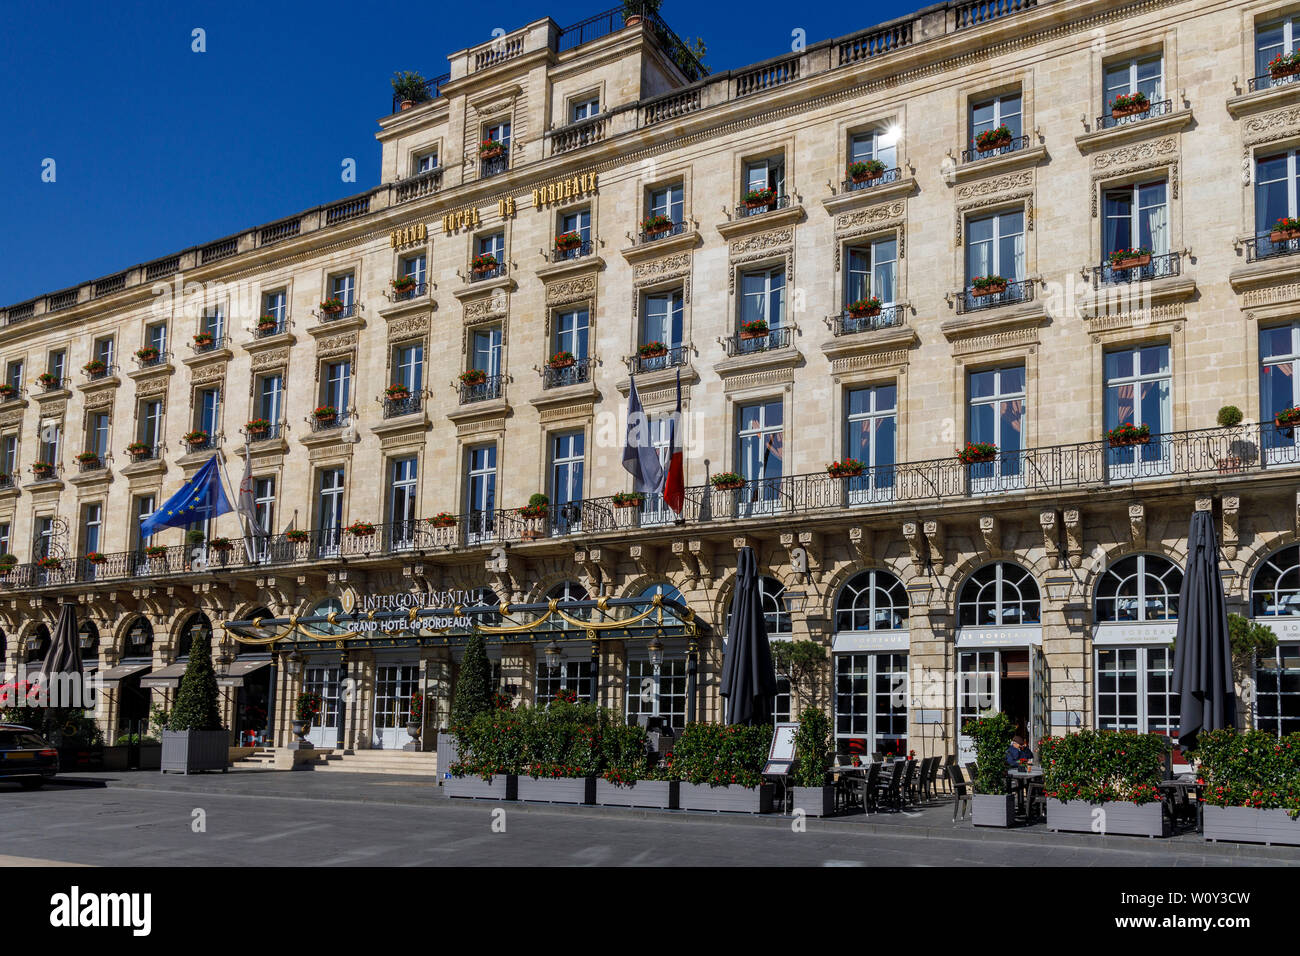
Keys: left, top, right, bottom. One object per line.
{"left": 0, "top": 384, "right": 16, "bottom": 400}
{"left": 135, "top": 346, "right": 160, "bottom": 363}
{"left": 384, "top": 383, "right": 411, "bottom": 400}
{"left": 256, "top": 315, "right": 279, "bottom": 332}
{"left": 518, "top": 504, "right": 548, "bottom": 520}
{"left": 974, "top": 124, "right": 1013, "bottom": 152}
{"left": 318, "top": 298, "right": 344, "bottom": 314}
{"left": 1108, "top": 247, "right": 1151, "bottom": 270}
{"left": 742, "top": 186, "right": 777, "bottom": 209}
{"left": 429, "top": 512, "right": 457, "bottom": 528}
{"left": 710, "top": 471, "right": 746, "bottom": 491}
{"left": 207, "top": 537, "right": 233, "bottom": 551}
{"left": 739, "top": 318, "right": 769, "bottom": 340}
{"left": 75, "top": 451, "right": 101, "bottom": 465}
{"left": 82, "top": 360, "right": 106, "bottom": 376}
{"left": 30, "top": 461, "right": 55, "bottom": 478}
{"left": 612, "top": 491, "right": 645, "bottom": 508}
{"left": 827, "top": 458, "right": 865, "bottom": 478}
{"left": 36, "top": 556, "right": 62, "bottom": 571}
{"left": 1192, "top": 727, "right": 1300, "bottom": 845}
{"left": 1105, "top": 422, "right": 1150, "bottom": 447}
{"left": 554, "top": 231, "right": 583, "bottom": 252}
{"left": 85, "top": 551, "right": 108, "bottom": 565}
{"left": 126, "top": 441, "right": 151, "bottom": 458}
{"left": 1038, "top": 730, "right": 1170, "bottom": 837}
{"left": 478, "top": 140, "right": 505, "bottom": 159}
{"left": 389, "top": 275, "right": 416, "bottom": 293}
{"left": 637, "top": 341, "right": 668, "bottom": 358}
{"left": 343, "top": 521, "right": 375, "bottom": 537}
{"left": 970, "top": 275, "right": 1007, "bottom": 297}
{"left": 1270, "top": 217, "right": 1300, "bottom": 242}
{"left": 547, "top": 350, "right": 575, "bottom": 370}
{"left": 847, "top": 159, "right": 886, "bottom": 183}
{"left": 144, "top": 545, "right": 168, "bottom": 558}
{"left": 192, "top": 333, "right": 215, "bottom": 348}
{"left": 846, "top": 297, "right": 882, "bottom": 318}
{"left": 459, "top": 369, "right": 487, "bottom": 386}
{"left": 470, "top": 253, "right": 498, "bottom": 274}
{"left": 245, "top": 418, "right": 271, "bottom": 437}
{"left": 640, "top": 213, "right": 674, "bottom": 235}
{"left": 37, "top": 372, "right": 61, "bottom": 389}
{"left": 312, "top": 405, "right": 338, "bottom": 422}
{"left": 1276, "top": 406, "right": 1300, "bottom": 435}
{"left": 286, "top": 529, "right": 310, "bottom": 543}
{"left": 183, "top": 430, "right": 209, "bottom": 446}
{"left": 1270, "top": 50, "right": 1300, "bottom": 78}
{"left": 956, "top": 442, "right": 998, "bottom": 465}
{"left": 1109, "top": 91, "right": 1150, "bottom": 118}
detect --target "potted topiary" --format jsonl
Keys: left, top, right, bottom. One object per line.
{"left": 965, "top": 712, "right": 1016, "bottom": 826}
{"left": 710, "top": 471, "right": 745, "bottom": 491}
{"left": 444, "top": 629, "right": 517, "bottom": 799}
{"left": 292, "top": 692, "right": 321, "bottom": 749}
{"left": 790, "top": 707, "right": 836, "bottom": 817}
{"left": 160, "top": 626, "right": 230, "bottom": 773}
{"left": 0, "top": 554, "right": 17, "bottom": 575}
{"left": 186, "top": 529, "right": 206, "bottom": 547}
{"left": 974, "top": 124, "right": 1013, "bottom": 152}
{"left": 1216, "top": 405, "right": 1247, "bottom": 473}
{"left": 1110, "top": 91, "right": 1150, "bottom": 119}
{"left": 391, "top": 70, "right": 430, "bottom": 110}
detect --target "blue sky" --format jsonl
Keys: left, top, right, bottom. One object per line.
{"left": 0, "top": 0, "right": 916, "bottom": 305}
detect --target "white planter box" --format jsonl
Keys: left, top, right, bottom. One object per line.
{"left": 1047, "top": 799, "right": 1167, "bottom": 837}
{"left": 516, "top": 775, "right": 596, "bottom": 805}
{"left": 595, "top": 778, "right": 678, "bottom": 809}
{"left": 445, "top": 774, "right": 517, "bottom": 801}
{"left": 1204, "top": 805, "right": 1300, "bottom": 846}
{"left": 678, "top": 782, "right": 774, "bottom": 813}
{"left": 791, "top": 785, "right": 837, "bottom": 817}
{"left": 972, "top": 792, "right": 1015, "bottom": 827}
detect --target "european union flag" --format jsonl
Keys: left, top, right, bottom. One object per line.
{"left": 139, "top": 456, "right": 233, "bottom": 540}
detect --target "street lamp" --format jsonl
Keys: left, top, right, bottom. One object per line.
{"left": 213, "top": 637, "right": 235, "bottom": 677}
{"left": 780, "top": 589, "right": 807, "bottom": 616}
{"left": 285, "top": 648, "right": 306, "bottom": 679}
{"left": 647, "top": 636, "right": 664, "bottom": 669}
{"left": 543, "top": 640, "right": 562, "bottom": 671}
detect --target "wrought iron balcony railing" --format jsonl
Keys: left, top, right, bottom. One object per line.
{"left": 1093, "top": 251, "right": 1181, "bottom": 285}
{"left": 245, "top": 422, "right": 284, "bottom": 442}
{"left": 955, "top": 279, "right": 1034, "bottom": 314}
{"left": 1245, "top": 232, "right": 1300, "bottom": 263}
{"left": 468, "top": 262, "right": 506, "bottom": 283}
{"left": 726, "top": 326, "right": 794, "bottom": 357}
{"left": 548, "top": 240, "right": 594, "bottom": 263}
{"left": 308, "top": 412, "right": 349, "bottom": 433}
{"left": 734, "top": 193, "right": 791, "bottom": 220}
{"left": 124, "top": 444, "right": 161, "bottom": 463}
{"left": 133, "top": 350, "right": 171, "bottom": 369}
{"left": 481, "top": 155, "right": 509, "bottom": 178}
{"left": 1095, "top": 98, "right": 1172, "bottom": 130}
{"left": 1248, "top": 70, "right": 1300, "bottom": 93}
{"left": 960, "top": 134, "right": 1029, "bottom": 164}
{"left": 542, "top": 357, "right": 594, "bottom": 389}
{"left": 383, "top": 394, "right": 422, "bottom": 419}
{"left": 83, "top": 364, "right": 118, "bottom": 382}
{"left": 830, "top": 306, "right": 906, "bottom": 335}
{"left": 255, "top": 318, "right": 287, "bottom": 338}
{"left": 841, "top": 167, "right": 902, "bottom": 194}
{"left": 628, "top": 344, "right": 689, "bottom": 375}
{"left": 638, "top": 221, "right": 687, "bottom": 244}
{"left": 316, "top": 303, "right": 358, "bottom": 322}
{"left": 191, "top": 336, "right": 228, "bottom": 354}
{"left": 459, "top": 373, "right": 504, "bottom": 405}
{"left": 387, "top": 281, "right": 427, "bottom": 302}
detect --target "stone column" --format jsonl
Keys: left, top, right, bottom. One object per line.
{"left": 1041, "top": 591, "right": 1089, "bottom": 736}
{"left": 906, "top": 578, "right": 951, "bottom": 760}
{"left": 351, "top": 651, "right": 374, "bottom": 750}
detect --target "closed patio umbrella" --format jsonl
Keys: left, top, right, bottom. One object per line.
{"left": 1172, "top": 510, "right": 1236, "bottom": 750}
{"left": 37, "top": 604, "right": 84, "bottom": 710}
{"left": 719, "top": 546, "right": 777, "bottom": 726}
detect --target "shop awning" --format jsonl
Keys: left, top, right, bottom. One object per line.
{"left": 140, "top": 661, "right": 189, "bottom": 689}
{"left": 217, "top": 659, "right": 271, "bottom": 688}
{"left": 96, "top": 663, "right": 152, "bottom": 686}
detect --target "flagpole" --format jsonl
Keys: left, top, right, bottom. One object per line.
{"left": 216, "top": 449, "right": 256, "bottom": 563}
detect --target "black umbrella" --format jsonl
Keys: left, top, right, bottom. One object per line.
{"left": 1172, "top": 510, "right": 1236, "bottom": 749}
{"left": 39, "top": 603, "right": 83, "bottom": 708}
{"left": 719, "top": 546, "right": 777, "bottom": 725}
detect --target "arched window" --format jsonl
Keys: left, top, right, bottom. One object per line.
{"left": 26, "top": 625, "right": 50, "bottom": 664}
{"left": 540, "top": 580, "right": 589, "bottom": 630}
{"left": 639, "top": 582, "right": 684, "bottom": 605}
{"left": 301, "top": 598, "right": 344, "bottom": 637}
{"left": 958, "top": 562, "right": 1040, "bottom": 627}
{"left": 176, "top": 612, "right": 212, "bottom": 657}
{"left": 124, "top": 617, "right": 153, "bottom": 656}
{"left": 1252, "top": 545, "right": 1300, "bottom": 617}
{"left": 1095, "top": 554, "right": 1182, "bottom": 622}
{"left": 466, "top": 586, "right": 502, "bottom": 627}
{"left": 78, "top": 621, "right": 100, "bottom": 659}
{"left": 759, "top": 576, "right": 791, "bottom": 636}
{"left": 835, "top": 570, "right": 909, "bottom": 631}
{"left": 238, "top": 607, "right": 274, "bottom": 652}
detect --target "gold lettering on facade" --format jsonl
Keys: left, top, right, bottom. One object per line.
{"left": 443, "top": 208, "right": 483, "bottom": 233}
{"left": 390, "top": 222, "right": 428, "bottom": 249}
{"left": 531, "top": 173, "right": 598, "bottom": 210}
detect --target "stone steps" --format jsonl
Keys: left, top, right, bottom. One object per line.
{"left": 304, "top": 749, "right": 441, "bottom": 776}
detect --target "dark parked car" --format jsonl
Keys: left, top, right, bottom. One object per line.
{"left": 0, "top": 724, "right": 59, "bottom": 789}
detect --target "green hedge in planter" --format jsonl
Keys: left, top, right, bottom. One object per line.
{"left": 665, "top": 723, "right": 769, "bottom": 788}
{"left": 791, "top": 707, "right": 832, "bottom": 787}
{"left": 600, "top": 719, "right": 651, "bottom": 785}
{"left": 1193, "top": 728, "right": 1300, "bottom": 817}
{"left": 963, "top": 712, "right": 1015, "bottom": 795}
{"left": 1039, "top": 729, "right": 1167, "bottom": 805}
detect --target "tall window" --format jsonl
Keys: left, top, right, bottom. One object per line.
{"left": 196, "top": 387, "right": 220, "bottom": 435}
{"left": 554, "top": 308, "right": 589, "bottom": 360}
{"left": 844, "top": 384, "right": 896, "bottom": 499}
{"left": 1095, "top": 554, "right": 1182, "bottom": 622}
{"left": 5, "top": 361, "right": 23, "bottom": 392}
{"left": 966, "top": 209, "right": 1025, "bottom": 284}
{"left": 316, "top": 468, "right": 345, "bottom": 545}
{"left": 146, "top": 322, "right": 167, "bottom": 355}
{"left": 967, "top": 365, "right": 1025, "bottom": 469}
{"left": 736, "top": 400, "right": 784, "bottom": 489}
{"left": 626, "top": 656, "right": 688, "bottom": 729}
{"left": 1103, "top": 53, "right": 1163, "bottom": 109}
{"left": 400, "top": 254, "right": 426, "bottom": 286}
{"left": 835, "top": 569, "right": 909, "bottom": 631}
{"left": 849, "top": 128, "right": 897, "bottom": 171}
{"left": 389, "top": 457, "right": 418, "bottom": 543}
{"left": 0, "top": 522, "right": 9, "bottom": 555}
{"left": 560, "top": 208, "right": 591, "bottom": 244}
{"left": 835, "top": 653, "right": 908, "bottom": 758}
{"left": 1258, "top": 15, "right": 1300, "bottom": 82}
{"left": 1103, "top": 343, "right": 1171, "bottom": 475}
{"left": 1096, "top": 646, "right": 1177, "bottom": 734}
{"left": 958, "top": 562, "right": 1040, "bottom": 627}
{"left": 642, "top": 290, "right": 684, "bottom": 349}
{"left": 471, "top": 328, "right": 502, "bottom": 376}
{"left": 970, "top": 92, "right": 1022, "bottom": 144}
{"left": 262, "top": 290, "right": 287, "bottom": 328}
{"left": 549, "top": 432, "right": 585, "bottom": 514}
{"left": 81, "top": 502, "right": 103, "bottom": 555}
{"left": 47, "top": 349, "right": 67, "bottom": 385}
{"left": 88, "top": 411, "right": 110, "bottom": 458}
{"left": 466, "top": 445, "right": 497, "bottom": 539}
{"left": 131, "top": 495, "right": 155, "bottom": 554}
{"left": 743, "top": 155, "right": 785, "bottom": 196}
{"left": 33, "top": 516, "right": 54, "bottom": 560}
{"left": 201, "top": 305, "right": 224, "bottom": 342}
{"left": 393, "top": 343, "right": 424, "bottom": 392}
{"left": 39, "top": 422, "right": 60, "bottom": 465}
{"left": 648, "top": 184, "right": 684, "bottom": 225}
{"left": 1257, "top": 644, "right": 1300, "bottom": 740}
{"left": 1255, "top": 150, "right": 1300, "bottom": 239}
{"left": 739, "top": 267, "right": 785, "bottom": 332}
{"left": 330, "top": 272, "right": 355, "bottom": 308}
{"left": 93, "top": 337, "right": 114, "bottom": 368}
{"left": 253, "top": 477, "right": 275, "bottom": 539}
{"left": 845, "top": 238, "right": 897, "bottom": 307}
{"left": 1103, "top": 181, "right": 1168, "bottom": 257}
{"left": 257, "top": 373, "right": 283, "bottom": 426}
{"left": 139, "top": 400, "right": 162, "bottom": 447}
{"left": 1, "top": 433, "right": 16, "bottom": 476}
{"left": 322, "top": 361, "right": 351, "bottom": 414}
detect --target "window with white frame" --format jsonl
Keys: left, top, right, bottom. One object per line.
{"left": 739, "top": 266, "right": 785, "bottom": 331}
{"left": 399, "top": 254, "right": 426, "bottom": 286}
{"left": 835, "top": 569, "right": 909, "bottom": 632}
{"left": 736, "top": 400, "right": 784, "bottom": 489}
{"left": 39, "top": 421, "right": 60, "bottom": 465}
{"left": 1261, "top": 322, "right": 1300, "bottom": 444}
{"left": 642, "top": 290, "right": 683, "bottom": 348}
{"left": 483, "top": 121, "right": 510, "bottom": 149}
{"left": 321, "top": 360, "right": 351, "bottom": 413}
{"left": 256, "top": 373, "right": 283, "bottom": 426}
{"left": 569, "top": 93, "right": 600, "bottom": 122}
{"left": 970, "top": 92, "right": 1022, "bottom": 145}
{"left": 1103, "top": 53, "right": 1163, "bottom": 109}
{"left": 0, "top": 522, "right": 10, "bottom": 555}
{"left": 93, "top": 337, "right": 114, "bottom": 368}
{"left": 146, "top": 322, "right": 167, "bottom": 355}
{"left": 476, "top": 231, "right": 505, "bottom": 262}
{"left": 844, "top": 384, "right": 896, "bottom": 483}
{"left": 648, "top": 183, "right": 684, "bottom": 225}
{"left": 1103, "top": 343, "right": 1171, "bottom": 441}
{"left": 759, "top": 575, "right": 791, "bottom": 636}
{"left": 549, "top": 432, "right": 585, "bottom": 510}
{"left": 414, "top": 150, "right": 438, "bottom": 174}
{"left": 33, "top": 515, "right": 54, "bottom": 560}
{"left": 47, "top": 349, "right": 66, "bottom": 384}
{"left": 316, "top": 467, "right": 345, "bottom": 539}
{"left": 1256, "top": 643, "right": 1300, "bottom": 739}
{"left": 1, "top": 433, "right": 16, "bottom": 477}
{"left": 1103, "top": 180, "right": 1168, "bottom": 257}
{"left": 131, "top": 495, "right": 155, "bottom": 553}
{"left": 388, "top": 456, "right": 418, "bottom": 538}
{"left": 330, "top": 272, "right": 355, "bottom": 308}
{"left": 465, "top": 445, "right": 497, "bottom": 522}
{"left": 958, "top": 562, "right": 1040, "bottom": 627}
{"left": 845, "top": 238, "right": 897, "bottom": 307}
{"left": 626, "top": 656, "right": 687, "bottom": 729}
{"left": 966, "top": 209, "right": 1025, "bottom": 284}
{"left": 559, "top": 208, "right": 591, "bottom": 245}
{"left": 262, "top": 290, "right": 287, "bottom": 327}
{"left": 87, "top": 411, "right": 110, "bottom": 458}
{"left": 1255, "top": 150, "right": 1300, "bottom": 237}
{"left": 1095, "top": 645, "right": 1178, "bottom": 734}
{"left": 471, "top": 328, "right": 502, "bottom": 376}
{"left": 253, "top": 477, "right": 275, "bottom": 539}
{"left": 553, "top": 308, "right": 589, "bottom": 360}
{"left": 138, "top": 399, "right": 162, "bottom": 447}
{"left": 1258, "top": 14, "right": 1300, "bottom": 80}
{"left": 5, "top": 361, "right": 22, "bottom": 392}
{"left": 536, "top": 657, "right": 593, "bottom": 704}
{"left": 967, "top": 364, "right": 1025, "bottom": 462}
{"left": 849, "top": 127, "right": 898, "bottom": 171}
{"left": 201, "top": 305, "right": 224, "bottom": 341}
{"left": 743, "top": 155, "right": 785, "bottom": 197}
{"left": 195, "top": 387, "right": 220, "bottom": 435}
{"left": 1094, "top": 553, "right": 1182, "bottom": 622}
{"left": 834, "top": 652, "right": 908, "bottom": 757}
{"left": 81, "top": 502, "right": 103, "bottom": 555}
{"left": 393, "top": 342, "right": 424, "bottom": 392}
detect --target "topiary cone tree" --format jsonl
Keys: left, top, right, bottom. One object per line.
{"left": 167, "top": 627, "right": 223, "bottom": 732}
{"left": 451, "top": 628, "right": 494, "bottom": 730}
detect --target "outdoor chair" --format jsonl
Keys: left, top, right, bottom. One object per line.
{"left": 874, "top": 759, "right": 905, "bottom": 811}
{"left": 862, "top": 761, "right": 880, "bottom": 813}
{"left": 965, "top": 761, "right": 978, "bottom": 781}
{"left": 895, "top": 760, "right": 917, "bottom": 810}
{"left": 909, "top": 756, "right": 933, "bottom": 804}
{"left": 949, "top": 763, "right": 974, "bottom": 822}
{"left": 922, "top": 756, "right": 941, "bottom": 802}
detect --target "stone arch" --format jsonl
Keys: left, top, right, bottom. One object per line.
{"left": 170, "top": 610, "right": 212, "bottom": 660}
{"left": 1237, "top": 530, "right": 1300, "bottom": 599}
{"left": 941, "top": 551, "right": 1051, "bottom": 611}
{"left": 524, "top": 568, "right": 587, "bottom": 605}
{"left": 1075, "top": 539, "right": 1186, "bottom": 601}
{"left": 112, "top": 614, "right": 155, "bottom": 659}
{"left": 950, "top": 558, "right": 1043, "bottom": 628}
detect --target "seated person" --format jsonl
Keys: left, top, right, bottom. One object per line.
{"left": 1005, "top": 735, "right": 1034, "bottom": 768}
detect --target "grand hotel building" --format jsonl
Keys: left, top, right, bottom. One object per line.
{"left": 2, "top": 0, "right": 1300, "bottom": 764}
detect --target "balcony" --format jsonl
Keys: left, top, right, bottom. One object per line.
{"left": 76, "top": 455, "right": 106, "bottom": 473}
{"left": 954, "top": 279, "right": 1034, "bottom": 315}
{"left": 0, "top": 473, "right": 17, "bottom": 491}
{"left": 550, "top": 117, "right": 607, "bottom": 155}
{"left": 255, "top": 319, "right": 287, "bottom": 339}
{"left": 393, "top": 168, "right": 443, "bottom": 204}
{"left": 725, "top": 325, "right": 794, "bottom": 357}
{"left": 387, "top": 281, "right": 428, "bottom": 303}
{"left": 841, "top": 167, "right": 902, "bottom": 194}
{"left": 82, "top": 363, "right": 118, "bottom": 384}
{"left": 628, "top": 344, "right": 690, "bottom": 375}
{"left": 637, "top": 221, "right": 688, "bottom": 245}
{"left": 480, "top": 155, "right": 509, "bottom": 179}
{"left": 1248, "top": 70, "right": 1300, "bottom": 93}
{"left": 35, "top": 376, "right": 68, "bottom": 394}
{"left": 190, "top": 335, "right": 228, "bottom": 355}
{"left": 1245, "top": 232, "right": 1300, "bottom": 263}
{"left": 389, "top": 72, "right": 449, "bottom": 114}
{"left": 1095, "top": 98, "right": 1173, "bottom": 131}
{"left": 830, "top": 306, "right": 906, "bottom": 336}
{"left": 182, "top": 434, "right": 216, "bottom": 454}
{"left": 467, "top": 262, "right": 506, "bottom": 283}
{"left": 316, "top": 303, "right": 358, "bottom": 323}
{"left": 541, "top": 357, "right": 594, "bottom": 390}
{"left": 733, "top": 193, "right": 791, "bottom": 221}
{"left": 124, "top": 444, "right": 161, "bottom": 464}
{"left": 459, "top": 374, "right": 504, "bottom": 405}
{"left": 548, "top": 240, "right": 594, "bottom": 264}
{"left": 308, "top": 412, "right": 349, "bottom": 434}
{"left": 960, "top": 134, "right": 1029, "bottom": 165}
{"left": 246, "top": 421, "right": 284, "bottom": 443}
{"left": 28, "top": 464, "right": 60, "bottom": 484}
{"left": 382, "top": 394, "right": 422, "bottom": 419}
{"left": 132, "top": 350, "right": 171, "bottom": 371}
{"left": 1093, "top": 252, "right": 1181, "bottom": 286}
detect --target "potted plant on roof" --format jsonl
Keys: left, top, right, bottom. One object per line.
{"left": 82, "top": 359, "right": 106, "bottom": 376}
{"left": 471, "top": 252, "right": 498, "bottom": 275}
{"left": 1108, "top": 246, "right": 1151, "bottom": 271}
{"left": 847, "top": 296, "right": 882, "bottom": 318}
{"left": 827, "top": 458, "right": 865, "bottom": 478}
{"left": 974, "top": 123, "right": 1013, "bottom": 153}
{"left": 1105, "top": 421, "right": 1151, "bottom": 448}
{"left": 790, "top": 707, "right": 836, "bottom": 817}
{"left": 385, "top": 382, "right": 411, "bottom": 401}
{"left": 623, "top": 0, "right": 660, "bottom": 27}
{"left": 742, "top": 185, "right": 777, "bottom": 210}
{"left": 641, "top": 213, "right": 674, "bottom": 237}
{"left": 1040, "top": 729, "right": 1169, "bottom": 837}
{"left": 739, "top": 318, "right": 769, "bottom": 340}
{"left": 459, "top": 368, "right": 488, "bottom": 387}
{"left": 312, "top": 405, "right": 338, "bottom": 425}
{"left": 965, "top": 712, "right": 1016, "bottom": 826}
{"left": 555, "top": 231, "right": 583, "bottom": 253}
{"left": 391, "top": 70, "right": 430, "bottom": 111}
{"left": 292, "top": 692, "right": 321, "bottom": 749}
{"left": 970, "top": 274, "right": 1007, "bottom": 297}
{"left": 1271, "top": 217, "right": 1300, "bottom": 243}
{"left": 548, "top": 350, "right": 575, "bottom": 370}
{"left": 847, "top": 159, "right": 886, "bottom": 184}
{"left": 161, "top": 624, "right": 230, "bottom": 773}
{"left": 256, "top": 314, "right": 279, "bottom": 334}
{"left": 319, "top": 297, "right": 344, "bottom": 316}
{"left": 1276, "top": 405, "right": 1300, "bottom": 436}
{"left": 710, "top": 471, "right": 746, "bottom": 491}
{"left": 478, "top": 139, "right": 505, "bottom": 160}
{"left": 637, "top": 340, "right": 668, "bottom": 359}
{"left": 957, "top": 441, "right": 998, "bottom": 465}
{"left": 1110, "top": 91, "right": 1150, "bottom": 119}
{"left": 612, "top": 491, "right": 645, "bottom": 509}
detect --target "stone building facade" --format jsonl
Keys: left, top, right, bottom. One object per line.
{"left": 1, "top": 0, "right": 1299, "bottom": 759}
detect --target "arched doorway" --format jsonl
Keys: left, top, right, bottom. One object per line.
{"left": 1249, "top": 545, "right": 1300, "bottom": 739}
{"left": 534, "top": 582, "right": 592, "bottom": 705}
{"left": 116, "top": 617, "right": 154, "bottom": 736}
{"left": 832, "top": 569, "right": 910, "bottom": 759}
{"left": 955, "top": 561, "right": 1043, "bottom": 762}
{"left": 231, "top": 606, "right": 273, "bottom": 746}
{"left": 301, "top": 598, "right": 346, "bottom": 748}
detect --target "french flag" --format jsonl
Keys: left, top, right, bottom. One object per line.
{"left": 663, "top": 368, "right": 685, "bottom": 516}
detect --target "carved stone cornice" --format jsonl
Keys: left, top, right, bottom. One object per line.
{"left": 1242, "top": 103, "right": 1300, "bottom": 148}
{"left": 535, "top": 254, "right": 605, "bottom": 284}
{"left": 1227, "top": 82, "right": 1300, "bottom": 120}
{"left": 463, "top": 291, "right": 509, "bottom": 326}
{"left": 949, "top": 143, "right": 1047, "bottom": 185}
{"left": 821, "top": 176, "right": 917, "bottom": 218}
{"left": 452, "top": 275, "right": 516, "bottom": 302}
{"left": 941, "top": 304, "right": 1045, "bottom": 358}
{"left": 242, "top": 330, "right": 297, "bottom": 354}
{"left": 544, "top": 272, "right": 598, "bottom": 308}
{"left": 316, "top": 332, "right": 358, "bottom": 361}
{"left": 250, "top": 347, "right": 291, "bottom": 372}
{"left": 953, "top": 170, "right": 1035, "bottom": 243}
{"left": 1074, "top": 108, "right": 1192, "bottom": 153}
{"left": 728, "top": 228, "right": 794, "bottom": 294}
{"left": 715, "top": 202, "right": 804, "bottom": 242}
{"left": 820, "top": 324, "right": 916, "bottom": 370}
{"left": 386, "top": 313, "right": 430, "bottom": 343}
{"left": 1089, "top": 136, "right": 1179, "bottom": 216}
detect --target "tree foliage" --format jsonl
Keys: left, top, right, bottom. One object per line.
{"left": 451, "top": 629, "right": 494, "bottom": 730}
{"left": 167, "top": 627, "right": 223, "bottom": 732}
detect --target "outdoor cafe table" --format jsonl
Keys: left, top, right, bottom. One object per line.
{"left": 1006, "top": 768, "right": 1045, "bottom": 822}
